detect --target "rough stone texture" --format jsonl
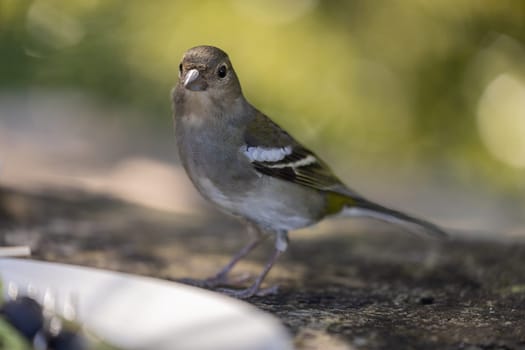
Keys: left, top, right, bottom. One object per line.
{"left": 1, "top": 186, "right": 524, "bottom": 350}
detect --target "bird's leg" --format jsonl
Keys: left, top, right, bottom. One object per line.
{"left": 218, "top": 231, "right": 288, "bottom": 299}
{"left": 204, "top": 236, "right": 262, "bottom": 286}
{"left": 178, "top": 223, "right": 264, "bottom": 288}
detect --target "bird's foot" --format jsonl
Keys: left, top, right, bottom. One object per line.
{"left": 176, "top": 275, "right": 228, "bottom": 289}
{"left": 176, "top": 277, "right": 218, "bottom": 288}
{"left": 176, "top": 272, "right": 252, "bottom": 289}
{"left": 216, "top": 284, "right": 279, "bottom": 299}
{"left": 255, "top": 285, "right": 280, "bottom": 297}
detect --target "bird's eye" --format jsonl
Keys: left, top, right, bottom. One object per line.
{"left": 217, "top": 64, "right": 227, "bottom": 78}
{"left": 178, "top": 63, "right": 183, "bottom": 76}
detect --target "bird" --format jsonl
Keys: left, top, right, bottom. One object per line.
{"left": 172, "top": 45, "right": 447, "bottom": 298}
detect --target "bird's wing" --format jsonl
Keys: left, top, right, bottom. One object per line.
{"left": 242, "top": 113, "right": 448, "bottom": 237}
{"left": 242, "top": 112, "right": 357, "bottom": 196}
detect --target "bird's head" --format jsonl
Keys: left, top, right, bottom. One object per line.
{"left": 177, "top": 45, "right": 242, "bottom": 99}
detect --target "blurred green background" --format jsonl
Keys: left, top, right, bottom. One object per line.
{"left": 1, "top": 0, "right": 525, "bottom": 208}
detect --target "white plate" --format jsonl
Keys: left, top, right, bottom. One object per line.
{"left": 0, "top": 259, "right": 292, "bottom": 350}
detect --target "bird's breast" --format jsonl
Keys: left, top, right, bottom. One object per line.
{"left": 175, "top": 115, "right": 256, "bottom": 199}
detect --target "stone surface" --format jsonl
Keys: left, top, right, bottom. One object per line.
{"left": 1, "top": 186, "right": 524, "bottom": 350}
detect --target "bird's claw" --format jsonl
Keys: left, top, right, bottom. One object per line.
{"left": 175, "top": 277, "right": 223, "bottom": 288}
{"left": 216, "top": 284, "right": 279, "bottom": 299}
{"left": 176, "top": 272, "right": 253, "bottom": 289}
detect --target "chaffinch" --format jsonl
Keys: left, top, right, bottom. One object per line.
{"left": 172, "top": 45, "right": 446, "bottom": 298}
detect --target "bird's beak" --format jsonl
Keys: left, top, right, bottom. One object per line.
{"left": 184, "top": 69, "right": 199, "bottom": 87}
{"left": 183, "top": 69, "right": 207, "bottom": 91}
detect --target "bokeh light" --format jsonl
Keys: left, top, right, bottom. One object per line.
{"left": 477, "top": 73, "right": 525, "bottom": 169}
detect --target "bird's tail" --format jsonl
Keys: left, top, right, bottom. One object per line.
{"left": 342, "top": 197, "right": 448, "bottom": 238}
